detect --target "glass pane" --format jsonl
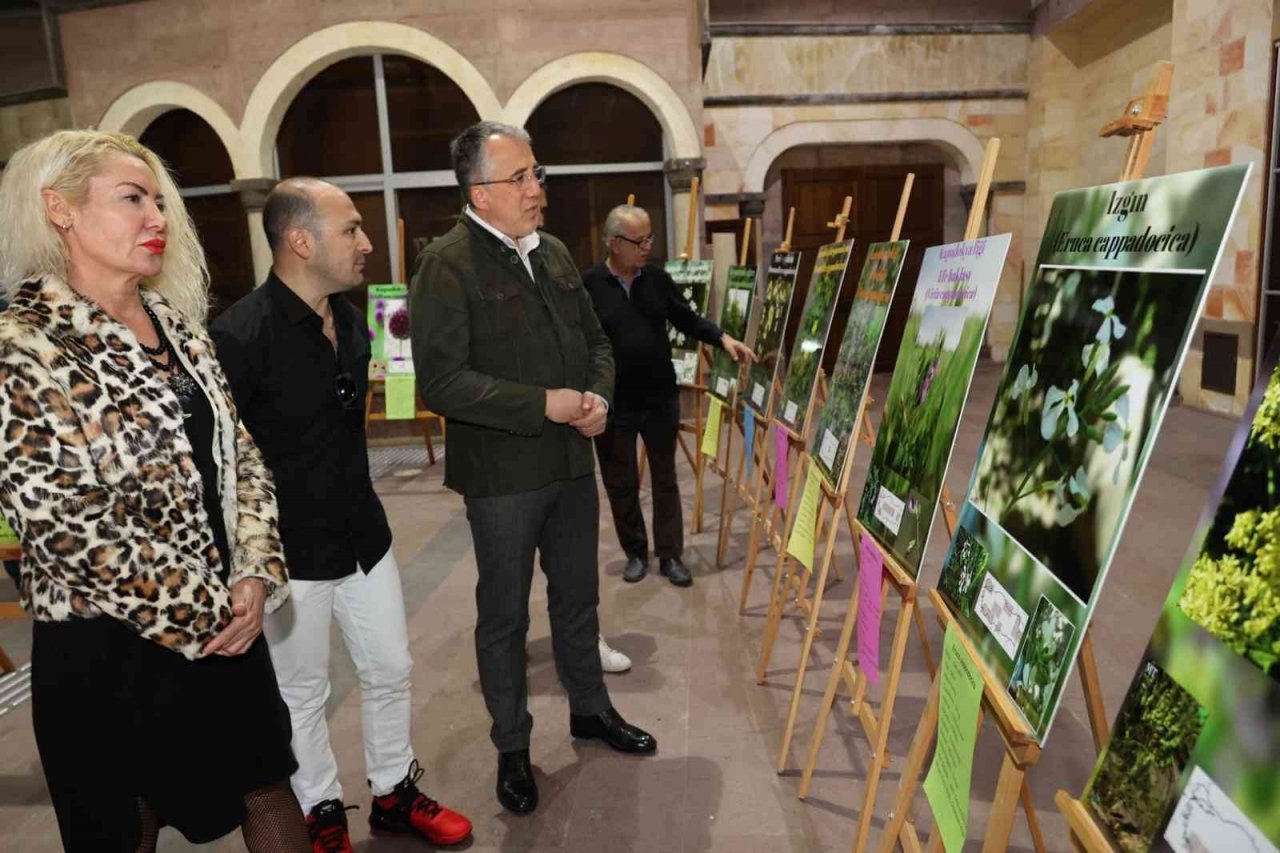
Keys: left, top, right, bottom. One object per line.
{"left": 384, "top": 56, "right": 480, "bottom": 173}
{"left": 344, "top": 191, "right": 393, "bottom": 318}
{"left": 185, "top": 195, "right": 254, "bottom": 320}
{"left": 541, "top": 171, "right": 668, "bottom": 271}
{"left": 525, "top": 83, "right": 664, "bottom": 166}
{"left": 140, "top": 109, "right": 234, "bottom": 187}
{"left": 398, "top": 187, "right": 464, "bottom": 266}
{"left": 277, "top": 56, "right": 381, "bottom": 178}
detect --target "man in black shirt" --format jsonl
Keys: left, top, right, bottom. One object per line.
{"left": 583, "top": 205, "right": 754, "bottom": 587}
{"left": 212, "top": 178, "right": 471, "bottom": 852}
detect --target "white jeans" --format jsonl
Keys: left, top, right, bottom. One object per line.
{"left": 263, "top": 549, "right": 414, "bottom": 813}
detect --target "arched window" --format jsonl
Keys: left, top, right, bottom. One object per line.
{"left": 525, "top": 83, "right": 669, "bottom": 270}
{"left": 276, "top": 55, "right": 480, "bottom": 287}
{"left": 140, "top": 109, "right": 254, "bottom": 318}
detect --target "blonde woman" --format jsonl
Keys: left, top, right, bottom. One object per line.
{"left": 0, "top": 130, "right": 308, "bottom": 851}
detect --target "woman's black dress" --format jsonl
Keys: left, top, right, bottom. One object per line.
{"left": 31, "top": 348, "right": 296, "bottom": 851}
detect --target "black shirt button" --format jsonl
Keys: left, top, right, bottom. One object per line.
{"left": 510, "top": 256, "right": 519, "bottom": 264}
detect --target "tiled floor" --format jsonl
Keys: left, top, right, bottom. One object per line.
{"left": 0, "top": 362, "right": 1239, "bottom": 852}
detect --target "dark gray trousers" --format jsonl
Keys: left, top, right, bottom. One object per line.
{"left": 463, "top": 474, "right": 612, "bottom": 752}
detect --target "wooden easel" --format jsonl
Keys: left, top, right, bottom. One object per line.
{"left": 869, "top": 138, "right": 1053, "bottom": 853}
{"left": 773, "top": 137, "right": 1039, "bottom": 853}
{"left": 755, "top": 178, "right": 913, "bottom": 685}
{"left": 738, "top": 195, "right": 852, "bottom": 614}
{"left": 666, "top": 177, "right": 717, "bottom": 532}
{"left": 787, "top": 149, "right": 1011, "bottom": 848}
{"left": 696, "top": 218, "right": 756, "bottom": 518}
{"left": 717, "top": 208, "right": 796, "bottom": 570}
{"left": 1054, "top": 61, "right": 1177, "bottom": 850}
{"left": 878, "top": 588, "right": 1043, "bottom": 853}
{"left": 363, "top": 217, "right": 445, "bottom": 463}
{"left": 761, "top": 176, "right": 931, "bottom": 787}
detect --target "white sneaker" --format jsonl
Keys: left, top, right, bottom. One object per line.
{"left": 598, "top": 635, "right": 631, "bottom": 673}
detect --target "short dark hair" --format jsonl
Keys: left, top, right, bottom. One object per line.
{"left": 449, "top": 121, "right": 532, "bottom": 203}
{"left": 262, "top": 177, "right": 328, "bottom": 252}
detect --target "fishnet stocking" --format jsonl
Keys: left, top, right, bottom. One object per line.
{"left": 135, "top": 798, "right": 159, "bottom": 853}
{"left": 240, "top": 781, "right": 310, "bottom": 852}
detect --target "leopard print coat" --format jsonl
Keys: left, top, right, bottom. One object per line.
{"left": 0, "top": 275, "right": 289, "bottom": 660}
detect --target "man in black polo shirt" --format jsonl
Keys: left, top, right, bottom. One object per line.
{"left": 582, "top": 205, "right": 754, "bottom": 587}
{"left": 212, "top": 178, "right": 471, "bottom": 852}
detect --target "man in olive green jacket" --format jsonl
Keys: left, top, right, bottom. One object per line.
{"left": 410, "top": 121, "right": 656, "bottom": 816}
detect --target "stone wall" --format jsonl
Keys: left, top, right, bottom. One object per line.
{"left": 1169, "top": 0, "right": 1272, "bottom": 414}
{"left": 702, "top": 31, "right": 1031, "bottom": 360}
{"left": 0, "top": 98, "right": 72, "bottom": 164}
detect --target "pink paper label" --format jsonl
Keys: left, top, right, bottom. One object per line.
{"left": 774, "top": 427, "right": 789, "bottom": 509}
{"left": 858, "top": 533, "right": 886, "bottom": 689}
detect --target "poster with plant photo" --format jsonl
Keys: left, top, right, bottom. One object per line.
{"left": 938, "top": 163, "right": 1251, "bottom": 745}
{"left": 811, "top": 240, "right": 908, "bottom": 488}
{"left": 744, "top": 251, "right": 801, "bottom": 418}
{"left": 855, "top": 233, "right": 1011, "bottom": 577}
{"left": 1079, "top": 338, "right": 1280, "bottom": 850}
{"left": 665, "top": 259, "right": 715, "bottom": 386}
{"left": 709, "top": 265, "right": 757, "bottom": 402}
{"left": 367, "top": 284, "right": 411, "bottom": 378}
{"left": 1086, "top": 660, "right": 1208, "bottom": 852}
{"left": 775, "top": 240, "right": 853, "bottom": 434}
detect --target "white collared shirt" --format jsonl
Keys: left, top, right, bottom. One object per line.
{"left": 465, "top": 206, "right": 541, "bottom": 281}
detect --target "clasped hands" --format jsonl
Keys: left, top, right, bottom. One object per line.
{"left": 546, "top": 388, "right": 607, "bottom": 437}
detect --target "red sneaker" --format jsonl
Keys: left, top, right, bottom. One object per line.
{"left": 369, "top": 760, "right": 473, "bottom": 846}
{"left": 305, "top": 799, "right": 355, "bottom": 853}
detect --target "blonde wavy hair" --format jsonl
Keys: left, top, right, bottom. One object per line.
{"left": 0, "top": 129, "right": 209, "bottom": 323}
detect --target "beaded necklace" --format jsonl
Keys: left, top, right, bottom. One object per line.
{"left": 140, "top": 302, "right": 198, "bottom": 402}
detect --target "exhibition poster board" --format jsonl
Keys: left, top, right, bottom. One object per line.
{"left": 856, "top": 233, "right": 1012, "bottom": 576}
{"left": 774, "top": 240, "right": 854, "bottom": 434}
{"left": 744, "top": 251, "right": 801, "bottom": 418}
{"left": 665, "top": 259, "right": 715, "bottom": 386}
{"left": 367, "top": 284, "right": 411, "bottom": 379}
{"left": 708, "top": 265, "right": 757, "bottom": 402}
{"left": 810, "top": 240, "right": 909, "bottom": 488}
{"left": 936, "top": 164, "right": 1251, "bottom": 743}
{"left": 1083, "top": 342, "right": 1280, "bottom": 851}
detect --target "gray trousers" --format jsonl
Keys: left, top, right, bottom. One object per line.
{"left": 464, "top": 474, "right": 612, "bottom": 752}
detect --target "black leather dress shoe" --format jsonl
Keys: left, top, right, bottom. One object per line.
{"left": 659, "top": 557, "right": 693, "bottom": 587}
{"left": 622, "top": 556, "right": 647, "bottom": 583}
{"left": 496, "top": 749, "right": 538, "bottom": 814}
{"left": 570, "top": 707, "right": 657, "bottom": 754}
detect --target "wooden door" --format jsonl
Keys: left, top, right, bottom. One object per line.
{"left": 781, "top": 163, "right": 945, "bottom": 376}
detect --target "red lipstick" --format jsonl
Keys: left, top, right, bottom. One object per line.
{"left": 143, "top": 239, "right": 166, "bottom": 254}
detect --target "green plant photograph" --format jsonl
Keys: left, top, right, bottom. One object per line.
{"left": 777, "top": 240, "right": 852, "bottom": 433}
{"left": 664, "top": 258, "right": 714, "bottom": 355}
{"left": 1177, "top": 364, "right": 1280, "bottom": 679}
{"left": 1007, "top": 595, "right": 1078, "bottom": 732}
{"left": 811, "top": 241, "right": 908, "bottom": 487}
{"left": 1086, "top": 661, "right": 1207, "bottom": 852}
{"left": 710, "top": 266, "right": 756, "bottom": 402}
{"left": 970, "top": 266, "right": 1202, "bottom": 603}
{"left": 939, "top": 525, "right": 990, "bottom": 618}
{"left": 746, "top": 251, "right": 800, "bottom": 417}
{"left": 855, "top": 233, "right": 1009, "bottom": 577}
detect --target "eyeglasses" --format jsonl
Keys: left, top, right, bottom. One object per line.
{"left": 472, "top": 164, "right": 547, "bottom": 190}
{"left": 334, "top": 372, "right": 360, "bottom": 410}
{"left": 613, "top": 233, "right": 655, "bottom": 249}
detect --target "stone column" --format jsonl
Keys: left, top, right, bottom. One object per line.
{"left": 230, "top": 177, "right": 278, "bottom": 283}
{"left": 665, "top": 157, "right": 706, "bottom": 259}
